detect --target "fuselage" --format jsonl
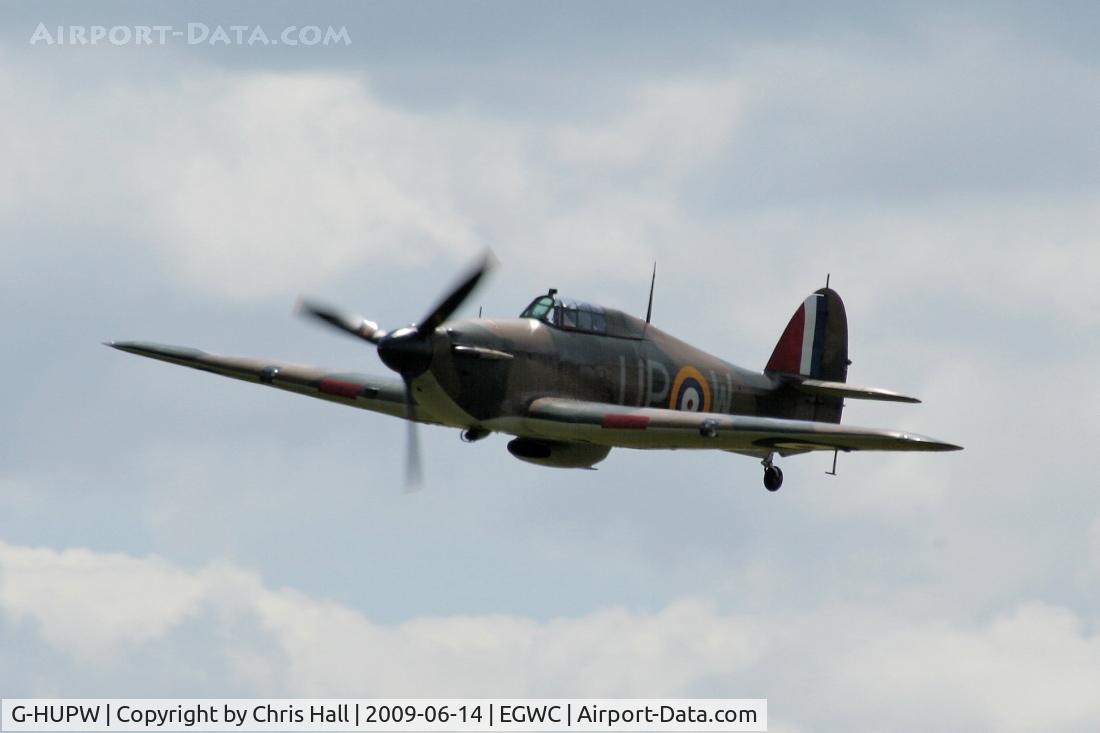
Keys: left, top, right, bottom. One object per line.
{"left": 415, "top": 309, "right": 816, "bottom": 430}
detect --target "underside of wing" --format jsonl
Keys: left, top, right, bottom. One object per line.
{"left": 520, "top": 398, "right": 962, "bottom": 453}
{"left": 106, "top": 341, "right": 425, "bottom": 422}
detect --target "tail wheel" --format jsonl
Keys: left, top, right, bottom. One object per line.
{"left": 763, "top": 465, "right": 784, "bottom": 492}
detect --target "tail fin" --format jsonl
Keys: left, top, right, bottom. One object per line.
{"left": 766, "top": 288, "right": 849, "bottom": 382}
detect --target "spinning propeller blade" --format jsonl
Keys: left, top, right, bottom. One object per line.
{"left": 297, "top": 252, "right": 495, "bottom": 489}
{"left": 296, "top": 298, "right": 385, "bottom": 344}
{"left": 403, "top": 380, "right": 422, "bottom": 492}
{"left": 416, "top": 252, "right": 495, "bottom": 336}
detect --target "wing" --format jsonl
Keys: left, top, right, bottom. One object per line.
{"left": 522, "top": 398, "right": 961, "bottom": 454}
{"left": 106, "top": 341, "right": 425, "bottom": 422}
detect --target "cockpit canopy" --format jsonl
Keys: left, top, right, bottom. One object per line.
{"left": 519, "top": 292, "right": 645, "bottom": 339}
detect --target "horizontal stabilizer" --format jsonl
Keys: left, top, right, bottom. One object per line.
{"left": 788, "top": 378, "right": 921, "bottom": 404}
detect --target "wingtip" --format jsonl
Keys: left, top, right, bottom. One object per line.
{"left": 104, "top": 340, "right": 136, "bottom": 352}
{"left": 104, "top": 340, "right": 141, "bottom": 353}
{"left": 101, "top": 340, "right": 209, "bottom": 360}
{"left": 927, "top": 439, "right": 963, "bottom": 451}
{"left": 880, "top": 389, "right": 921, "bottom": 404}
{"left": 104, "top": 340, "right": 138, "bottom": 355}
{"left": 903, "top": 431, "right": 963, "bottom": 451}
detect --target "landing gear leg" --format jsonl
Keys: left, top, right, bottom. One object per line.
{"left": 761, "top": 452, "right": 783, "bottom": 492}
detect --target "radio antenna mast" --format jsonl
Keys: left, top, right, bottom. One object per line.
{"left": 645, "top": 263, "right": 657, "bottom": 324}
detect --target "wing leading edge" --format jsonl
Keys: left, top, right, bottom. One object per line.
{"left": 106, "top": 340, "right": 418, "bottom": 421}
{"left": 522, "top": 398, "right": 962, "bottom": 453}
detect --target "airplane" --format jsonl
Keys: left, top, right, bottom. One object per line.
{"left": 106, "top": 255, "right": 961, "bottom": 491}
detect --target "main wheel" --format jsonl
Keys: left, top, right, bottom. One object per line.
{"left": 763, "top": 465, "right": 784, "bottom": 492}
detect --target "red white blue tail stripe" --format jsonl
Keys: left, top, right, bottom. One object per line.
{"left": 766, "top": 293, "right": 827, "bottom": 377}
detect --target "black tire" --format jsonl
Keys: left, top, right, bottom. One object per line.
{"left": 763, "top": 466, "right": 783, "bottom": 492}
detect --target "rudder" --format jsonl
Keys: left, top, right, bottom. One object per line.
{"left": 765, "top": 288, "right": 849, "bottom": 383}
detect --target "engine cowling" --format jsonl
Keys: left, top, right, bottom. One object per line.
{"left": 506, "top": 437, "right": 611, "bottom": 469}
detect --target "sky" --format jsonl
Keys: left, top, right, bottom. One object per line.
{"left": 2, "top": 2, "right": 1100, "bottom": 730}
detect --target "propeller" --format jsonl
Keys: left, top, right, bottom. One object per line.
{"left": 295, "top": 298, "right": 386, "bottom": 344}
{"left": 404, "top": 388, "right": 422, "bottom": 491}
{"left": 297, "top": 253, "right": 494, "bottom": 489}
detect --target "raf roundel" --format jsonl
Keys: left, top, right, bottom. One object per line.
{"left": 670, "top": 366, "right": 712, "bottom": 412}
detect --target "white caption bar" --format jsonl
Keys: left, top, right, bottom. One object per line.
{"left": 1, "top": 699, "right": 766, "bottom": 732}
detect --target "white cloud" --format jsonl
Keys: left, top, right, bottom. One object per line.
{"left": 4, "top": 24, "right": 1099, "bottom": 316}
{"left": 826, "top": 604, "right": 1100, "bottom": 731}
{"left": 0, "top": 541, "right": 761, "bottom": 697}
{"left": 3, "top": 541, "right": 1100, "bottom": 731}
{"left": 550, "top": 78, "right": 743, "bottom": 176}
{"left": 1, "top": 58, "right": 725, "bottom": 298}
{"left": 0, "top": 64, "right": 490, "bottom": 298}
{"left": 134, "top": 73, "right": 495, "bottom": 297}
{"left": 0, "top": 542, "right": 253, "bottom": 657}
